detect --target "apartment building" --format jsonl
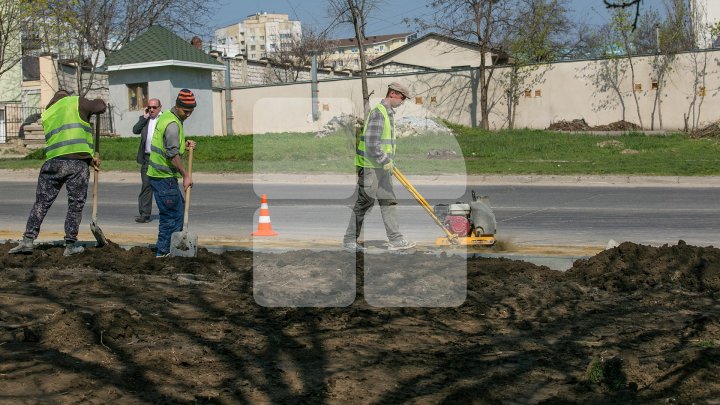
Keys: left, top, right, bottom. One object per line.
{"left": 214, "top": 12, "right": 302, "bottom": 60}
{"left": 324, "top": 32, "right": 417, "bottom": 71}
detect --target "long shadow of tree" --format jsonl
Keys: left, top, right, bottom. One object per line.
{"left": 0, "top": 242, "right": 719, "bottom": 403}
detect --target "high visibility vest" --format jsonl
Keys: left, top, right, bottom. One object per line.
{"left": 146, "top": 111, "right": 185, "bottom": 178}
{"left": 42, "top": 96, "right": 94, "bottom": 160}
{"left": 355, "top": 103, "right": 395, "bottom": 168}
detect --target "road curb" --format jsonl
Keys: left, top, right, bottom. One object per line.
{"left": 2, "top": 169, "right": 719, "bottom": 187}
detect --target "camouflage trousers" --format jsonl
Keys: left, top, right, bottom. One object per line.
{"left": 23, "top": 158, "right": 90, "bottom": 243}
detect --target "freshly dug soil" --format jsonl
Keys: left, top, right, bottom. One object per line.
{"left": 1, "top": 241, "right": 718, "bottom": 403}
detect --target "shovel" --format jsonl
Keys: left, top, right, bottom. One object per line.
{"left": 90, "top": 114, "right": 107, "bottom": 247}
{"left": 170, "top": 147, "right": 197, "bottom": 257}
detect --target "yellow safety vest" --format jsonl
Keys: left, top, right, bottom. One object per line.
{"left": 146, "top": 111, "right": 185, "bottom": 178}
{"left": 355, "top": 103, "right": 395, "bottom": 168}
{"left": 42, "top": 96, "right": 94, "bottom": 160}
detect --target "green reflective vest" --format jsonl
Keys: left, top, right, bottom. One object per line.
{"left": 355, "top": 103, "right": 395, "bottom": 168}
{"left": 147, "top": 111, "right": 185, "bottom": 178}
{"left": 42, "top": 96, "right": 94, "bottom": 160}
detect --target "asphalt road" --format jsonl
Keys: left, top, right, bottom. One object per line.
{"left": 1, "top": 173, "right": 719, "bottom": 253}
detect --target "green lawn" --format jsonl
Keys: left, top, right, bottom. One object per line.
{"left": 2, "top": 127, "right": 720, "bottom": 176}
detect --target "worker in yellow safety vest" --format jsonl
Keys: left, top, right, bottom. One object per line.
{"left": 9, "top": 90, "right": 106, "bottom": 256}
{"left": 343, "top": 82, "right": 417, "bottom": 252}
{"left": 147, "top": 88, "right": 197, "bottom": 258}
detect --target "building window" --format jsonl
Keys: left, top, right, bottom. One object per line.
{"left": 535, "top": 90, "right": 542, "bottom": 97}
{"left": 127, "top": 83, "right": 147, "bottom": 111}
{"left": 699, "top": 86, "right": 707, "bottom": 97}
{"left": 651, "top": 81, "right": 658, "bottom": 90}
{"left": 634, "top": 83, "right": 642, "bottom": 91}
{"left": 524, "top": 89, "right": 532, "bottom": 98}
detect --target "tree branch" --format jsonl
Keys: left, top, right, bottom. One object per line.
{"left": 604, "top": 0, "right": 642, "bottom": 31}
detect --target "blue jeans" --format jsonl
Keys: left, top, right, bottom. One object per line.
{"left": 150, "top": 177, "right": 184, "bottom": 254}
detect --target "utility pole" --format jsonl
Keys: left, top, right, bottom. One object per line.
{"left": 311, "top": 53, "right": 319, "bottom": 121}
{"left": 223, "top": 55, "right": 234, "bottom": 135}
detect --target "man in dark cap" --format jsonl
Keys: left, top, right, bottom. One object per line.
{"left": 343, "top": 81, "right": 416, "bottom": 252}
{"left": 9, "top": 89, "right": 106, "bottom": 256}
{"left": 147, "top": 88, "right": 197, "bottom": 258}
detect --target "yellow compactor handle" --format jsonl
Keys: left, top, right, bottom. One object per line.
{"left": 392, "top": 167, "right": 458, "bottom": 244}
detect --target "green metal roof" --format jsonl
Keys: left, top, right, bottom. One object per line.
{"left": 105, "top": 26, "right": 223, "bottom": 69}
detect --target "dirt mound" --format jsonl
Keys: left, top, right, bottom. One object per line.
{"left": 568, "top": 241, "right": 720, "bottom": 292}
{"left": 548, "top": 119, "right": 642, "bottom": 132}
{"left": 592, "top": 120, "right": 642, "bottom": 131}
{"left": 548, "top": 118, "right": 592, "bottom": 131}
{"left": 1, "top": 241, "right": 718, "bottom": 403}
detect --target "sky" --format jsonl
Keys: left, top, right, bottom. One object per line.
{"left": 207, "top": 0, "right": 664, "bottom": 39}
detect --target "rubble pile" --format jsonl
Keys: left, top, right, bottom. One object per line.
{"left": 394, "top": 117, "right": 454, "bottom": 138}
{"left": 690, "top": 122, "right": 720, "bottom": 138}
{"left": 316, "top": 115, "right": 454, "bottom": 138}
{"left": 315, "top": 113, "right": 361, "bottom": 138}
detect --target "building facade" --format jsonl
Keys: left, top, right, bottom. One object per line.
{"left": 214, "top": 12, "right": 302, "bottom": 60}
{"left": 324, "top": 33, "right": 417, "bottom": 71}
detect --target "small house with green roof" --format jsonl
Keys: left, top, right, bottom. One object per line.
{"left": 105, "top": 25, "right": 225, "bottom": 136}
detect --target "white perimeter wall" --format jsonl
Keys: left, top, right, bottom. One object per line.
{"left": 219, "top": 49, "right": 720, "bottom": 134}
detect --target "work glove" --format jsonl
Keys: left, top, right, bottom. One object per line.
{"left": 383, "top": 161, "right": 395, "bottom": 172}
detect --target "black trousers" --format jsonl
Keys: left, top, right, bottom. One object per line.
{"left": 138, "top": 154, "right": 153, "bottom": 217}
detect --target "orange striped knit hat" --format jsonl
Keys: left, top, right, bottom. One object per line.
{"left": 176, "top": 88, "right": 197, "bottom": 109}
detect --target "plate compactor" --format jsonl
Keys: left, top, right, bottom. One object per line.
{"left": 393, "top": 167, "right": 497, "bottom": 247}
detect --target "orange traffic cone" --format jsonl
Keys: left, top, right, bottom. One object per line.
{"left": 252, "top": 194, "right": 278, "bottom": 236}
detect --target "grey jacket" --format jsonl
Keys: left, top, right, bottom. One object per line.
{"left": 132, "top": 115, "right": 151, "bottom": 164}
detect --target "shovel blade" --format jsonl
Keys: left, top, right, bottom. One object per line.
{"left": 170, "top": 231, "right": 197, "bottom": 257}
{"left": 90, "top": 220, "right": 107, "bottom": 247}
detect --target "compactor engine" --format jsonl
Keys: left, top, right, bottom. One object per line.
{"left": 433, "top": 191, "right": 497, "bottom": 246}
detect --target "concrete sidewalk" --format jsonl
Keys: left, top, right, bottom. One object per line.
{"left": 3, "top": 169, "right": 720, "bottom": 187}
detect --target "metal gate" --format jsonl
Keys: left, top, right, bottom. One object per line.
{"left": 1, "top": 104, "right": 115, "bottom": 143}
{"left": 0, "top": 108, "right": 5, "bottom": 143}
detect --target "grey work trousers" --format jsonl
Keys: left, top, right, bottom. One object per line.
{"left": 23, "top": 158, "right": 90, "bottom": 243}
{"left": 344, "top": 167, "right": 403, "bottom": 243}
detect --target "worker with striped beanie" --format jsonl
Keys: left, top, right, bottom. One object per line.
{"left": 147, "top": 88, "right": 197, "bottom": 257}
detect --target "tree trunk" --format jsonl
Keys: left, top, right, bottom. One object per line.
{"left": 627, "top": 56, "right": 644, "bottom": 129}
{"left": 348, "top": 1, "right": 370, "bottom": 117}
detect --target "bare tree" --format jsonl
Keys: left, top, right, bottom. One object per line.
{"left": 416, "top": 0, "right": 514, "bottom": 129}
{"left": 612, "top": 8, "right": 644, "bottom": 128}
{"left": 0, "top": 0, "right": 25, "bottom": 77}
{"left": 24, "top": 0, "right": 217, "bottom": 96}
{"left": 327, "top": 0, "right": 379, "bottom": 116}
{"left": 503, "top": 0, "right": 572, "bottom": 129}
{"left": 604, "top": 0, "right": 643, "bottom": 30}
{"left": 266, "top": 27, "right": 331, "bottom": 83}
{"left": 644, "top": 0, "right": 694, "bottom": 130}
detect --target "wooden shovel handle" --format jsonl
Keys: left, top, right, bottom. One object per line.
{"left": 183, "top": 148, "right": 193, "bottom": 229}
{"left": 92, "top": 114, "right": 101, "bottom": 220}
